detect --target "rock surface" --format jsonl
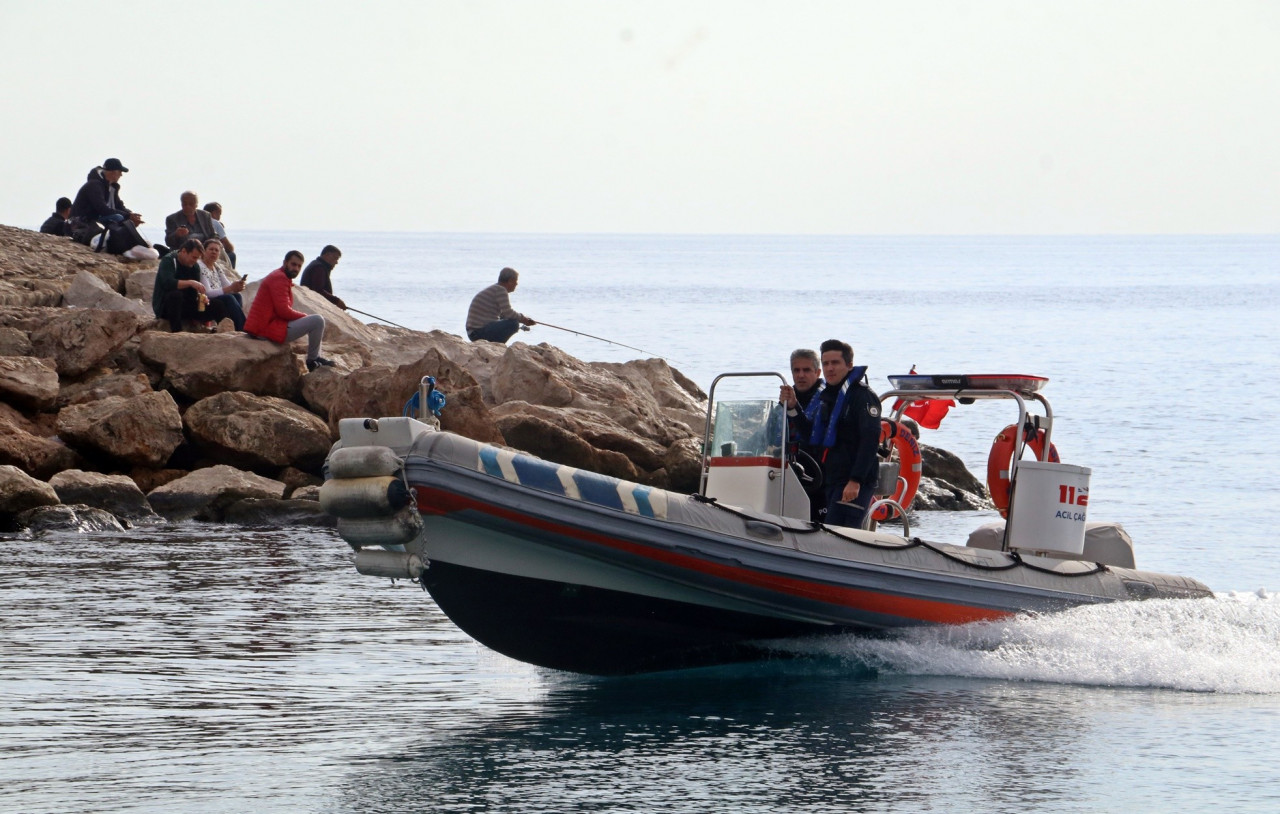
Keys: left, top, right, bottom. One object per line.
{"left": 0, "top": 464, "right": 60, "bottom": 519}
{"left": 15, "top": 504, "right": 128, "bottom": 534}
{"left": 0, "top": 224, "right": 151, "bottom": 307}
{"left": 146, "top": 464, "right": 286, "bottom": 521}
{"left": 49, "top": 469, "right": 159, "bottom": 522}
{"left": 61, "top": 269, "right": 153, "bottom": 317}
{"left": 138, "top": 332, "right": 304, "bottom": 401}
{"left": 0, "top": 356, "right": 60, "bottom": 411}
{"left": 56, "top": 390, "right": 185, "bottom": 468}
{"left": 184, "top": 391, "right": 334, "bottom": 472}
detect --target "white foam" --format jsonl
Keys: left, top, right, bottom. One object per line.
{"left": 776, "top": 592, "right": 1280, "bottom": 694}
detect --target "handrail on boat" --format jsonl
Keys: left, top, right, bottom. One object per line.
{"left": 863, "top": 498, "right": 911, "bottom": 538}
{"left": 878, "top": 386, "right": 1056, "bottom": 552}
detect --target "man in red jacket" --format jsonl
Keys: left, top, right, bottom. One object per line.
{"left": 244, "top": 250, "right": 334, "bottom": 371}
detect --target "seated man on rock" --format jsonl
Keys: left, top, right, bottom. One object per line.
{"left": 164, "top": 191, "right": 220, "bottom": 250}
{"left": 466, "top": 267, "right": 536, "bottom": 343}
{"left": 198, "top": 239, "right": 247, "bottom": 331}
{"left": 70, "top": 158, "right": 156, "bottom": 256}
{"left": 244, "top": 250, "right": 334, "bottom": 371}
{"left": 40, "top": 197, "right": 73, "bottom": 236}
{"left": 299, "top": 245, "right": 346, "bottom": 309}
{"left": 152, "top": 239, "right": 228, "bottom": 331}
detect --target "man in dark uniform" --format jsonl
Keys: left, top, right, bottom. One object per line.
{"left": 779, "top": 348, "right": 826, "bottom": 521}
{"left": 795, "top": 339, "right": 881, "bottom": 528}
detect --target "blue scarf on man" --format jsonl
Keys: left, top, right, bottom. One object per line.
{"left": 808, "top": 366, "right": 867, "bottom": 451}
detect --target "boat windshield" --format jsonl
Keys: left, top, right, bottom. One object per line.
{"left": 710, "top": 399, "right": 783, "bottom": 458}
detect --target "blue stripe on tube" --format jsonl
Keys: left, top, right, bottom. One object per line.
{"left": 510, "top": 455, "right": 567, "bottom": 496}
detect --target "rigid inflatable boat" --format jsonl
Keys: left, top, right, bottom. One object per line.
{"left": 322, "top": 373, "right": 1211, "bottom": 676}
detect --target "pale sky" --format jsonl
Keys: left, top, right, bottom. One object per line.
{"left": 3, "top": 0, "right": 1278, "bottom": 234}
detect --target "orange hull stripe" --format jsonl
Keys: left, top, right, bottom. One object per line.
{"left": 416, "top": 487, "right": 1010, "bottom": 626}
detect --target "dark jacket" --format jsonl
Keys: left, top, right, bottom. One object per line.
{"left": 151, "top": 251, "right": 203, "bottom": 317}
{"left": 40, "top": 213, "right": 72, "bottom": 236}
{"left": 299, "top": 257, "right": 344, "bottom": 307}
{"left": 795, "top": 369, "right": 881, "bottom": 490}
{"left": 70, "top": 168, "right": 131, "bottom": 225}
{"left": 164, "top": 209, "right": 219, "bottom": 249}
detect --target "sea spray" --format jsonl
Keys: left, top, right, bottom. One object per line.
{"left": 771, "top": 592, "right": 1280, "bottom": 694}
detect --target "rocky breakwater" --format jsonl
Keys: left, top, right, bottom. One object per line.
{"left": 0, "top": 222, "right": 988, "bottom": 536}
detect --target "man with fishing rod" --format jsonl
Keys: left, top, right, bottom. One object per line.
{"left": 466, "top": 267, "right": 536, "bottom": 343}
{"left": 300, "top": 245, "right": 347, "bottom": 309}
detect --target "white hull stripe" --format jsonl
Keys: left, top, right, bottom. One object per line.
{"left": 478, "top": 445, "right": 667, "bottom": 519}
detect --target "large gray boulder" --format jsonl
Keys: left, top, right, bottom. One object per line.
{"left": 56, "top": 390, "right": 185, "bottom": 468}
{"left": 49, "top": 469, "right": 159, "bottom": 522}
{"left": 0, "top": 355, "right": 59, "bottom": 411}
{"left": 0, "top": 464, "right": 60, "bottom": 519}
{"left": 124, "top": 268, "right": 157, "bottom": 301}
{"left": 28, "top": 308, "right": 147, "bottom": 377}
{"left": 920, "top": 444, "right": 987, "bottom": 497}
{"left": 183, "top": 391, "right": 333, "bottom": 472}
{"left": 138, "top": 331, "right": 303, "bottom": 400}
{"left": 490, "top": 343, "right": 702, "bottom": 447}
{"left": 146, "top": 464, "right": 286, "bottom": 521}
{"left": 61, "top": 269, "right": 153, "bottom": 317}
{"left": 0, "top": 404, "right": 80, "bottom": 479}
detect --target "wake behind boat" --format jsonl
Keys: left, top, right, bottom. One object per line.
{"left": 321, "top": 373, "right": 1211, "bottom": 676}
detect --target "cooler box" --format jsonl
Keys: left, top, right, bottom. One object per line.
{"left": 1006, "top": 460, "right": 1092, "bottom": 557}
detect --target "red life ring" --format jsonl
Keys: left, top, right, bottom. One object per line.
{"left": 986, "top": 423, "right": 1060, "bottom": 518}
{"left": 873, "top": 419, "right": 922, "bottom": 521}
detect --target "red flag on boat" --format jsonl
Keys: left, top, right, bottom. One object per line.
{"left": 900, "top": 398, "right": 955, "bottom": 429}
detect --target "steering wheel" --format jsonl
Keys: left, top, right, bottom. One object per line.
{"left": 790, "top": 449, "right": 824, "bottom": 490}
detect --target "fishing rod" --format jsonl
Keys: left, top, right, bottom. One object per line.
{"left": 535, "top": 321, "right": 674, "bottom": 361}
{"left": 346, "top": 306, "right": 413, "bottom": 331}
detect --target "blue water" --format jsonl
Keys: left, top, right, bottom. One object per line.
{"left": 3, "top": 234, "right": 1279, "bottom": 812}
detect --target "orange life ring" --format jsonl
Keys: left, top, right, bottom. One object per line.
{"left": 873, "top": 419, "right": 922, "bottom": 521}
{"left": 986, "top": 423, "right": 1060, "bottom": 518}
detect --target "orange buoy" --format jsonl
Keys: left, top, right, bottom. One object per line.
{"left": 873, "top": 419, "right": 923, "bottom": 521}
{"left": 986, "top": 422, "right": 1060, "bottom": 518}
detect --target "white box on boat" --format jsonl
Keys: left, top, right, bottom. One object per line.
{"left": 1007, "top": 460, "right": 1092, "bottom": 557}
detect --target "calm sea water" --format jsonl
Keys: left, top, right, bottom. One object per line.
{"left": 3, "top": 234, "right": 1279, "bottom": 812}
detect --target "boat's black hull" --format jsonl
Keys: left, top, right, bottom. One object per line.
{"left": 423, "top": 560, "right": 836, "bottom": 675}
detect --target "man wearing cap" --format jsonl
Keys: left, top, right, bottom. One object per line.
{"left": 70, "top": 158, "right": 150, "bottom": 253}
{"left": 466, "top": 267, "right": 536, "bottom": 343}
{"left": 165, "top": 191, "right": 220, "bottom": 250}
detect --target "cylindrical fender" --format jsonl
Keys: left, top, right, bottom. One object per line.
{"left": 327, "top": 445, "right": 404, "bottom": 480}
{"left": 873, "top": 419, "right": 922, "bottom": 522}
{"left": 337, "top": 507, "right": 425, "bottom": 550}
{"left": 320, "top": 476, "right": 413, "bottom": 519}
{"left": 986, "top": 423, "right": 1061, "bottom": 518}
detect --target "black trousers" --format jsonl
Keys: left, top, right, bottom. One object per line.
{"left": 158, "top": 290, "right": 228, "bottom": 331}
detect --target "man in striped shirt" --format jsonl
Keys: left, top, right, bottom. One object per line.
{"left": 465, "top": 267, "right": 536, "bottom": 343}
